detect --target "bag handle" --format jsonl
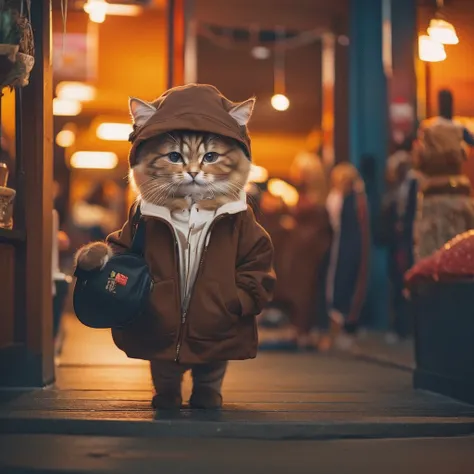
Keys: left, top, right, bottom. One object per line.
{"left": 130, "top": 203, "right": 146, "bottom": 255}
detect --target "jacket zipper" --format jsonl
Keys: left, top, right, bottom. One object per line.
{"left": 174, "top": 215, "right": 226, "bottom": 362}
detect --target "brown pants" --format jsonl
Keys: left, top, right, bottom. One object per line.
{"left": 150, "top": 360, "right": 227, "bottom": 395}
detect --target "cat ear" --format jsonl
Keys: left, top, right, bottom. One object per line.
{"left": 128, "top": 97, "right": 156, "bottom": 127}
{"left": 228, "top": 98, "right": 255, "bottom": 126}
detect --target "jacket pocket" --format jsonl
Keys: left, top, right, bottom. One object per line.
{"left": 187, "top": 280, "right": 238, "bottom": 341}
{"left": 148, "top": 278, "right": 180, "bottom": 337}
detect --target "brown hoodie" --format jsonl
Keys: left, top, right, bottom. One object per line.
{"left": 107, "top": 84, "right": 275, "bottom": 364}
{"left": 128, "top": 84, "right": 252, "bottom": 166}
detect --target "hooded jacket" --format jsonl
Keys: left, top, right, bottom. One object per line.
{"left": 108, "top": 84, "right": 274, "bottom": 364}
{"left": 107, "top": 201, "right": 275, "bottom": 364}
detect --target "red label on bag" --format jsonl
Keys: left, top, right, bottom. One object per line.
{"left": 115, "top": 273, "right": 128, "bottom": 286}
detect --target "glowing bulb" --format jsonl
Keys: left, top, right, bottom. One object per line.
{"left": 56, "top": 130, "right": 75, "bottom": 148}
{"left": 251, "top": 46, "right": 270, "bottom": 60}
{"left": 56, "top": 82, "right": 96, "bottom": 102}
{"left": 70, "top": 151, "right": 118, "bottom": 169}
{"left": 96, "top": 123, "right": 134, "bottom": 141}
{"left": 84, "top": 0, "right": 107, "bottom": 23}
{"left": 428, "top": 19, "right": 459, "bottom": 45}
{"left": 271, "top": 94, "right": 290, "bottom": 111}
{"left": 53, "top": 98, "right": 82, "bottom": 116}
{"left": 248, "top": 165, "right": 269, "bottom": 184}
{"left": 418, "top": 35, "right": 446, "bottom": 62}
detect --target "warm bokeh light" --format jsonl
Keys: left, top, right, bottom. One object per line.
{"left": 271, "top": 94, "right": 290, "bottom": 111}
{"left": 56, "top": 82, "right": 96, "bottom": 102}
{"left": 84, "top": 0, "right": 107, "bottom": 23}
{"left": 418, "top": 35, "right": 447, "bottom": 62}
{"left": 84, "top": 0, "right": 141, "bottom": 23}
{"left": 251, "top": 46, "right": 270, "bottom": 60}
{"left": 70, "top": 151, "right": 118, "bottom": 169}
{"left": 53, "top": 98, "right": 82, "bottom": 116}
{"left": 96, "top": 122, "right": 134, "bottom": 141}
{"left": 106, "top": 4, "right": 141, "bottom": 16}
{"left": 267, "top": 178, "right": 299, "bottom": 207}
{"left": 248, "top": 165, "right": 269, "bottom": 184}
{"left": 56, "top": 130, "right": 75, "bottom": 148}
{"left": 428, "top": 19, "right": 459, "bottom": 45}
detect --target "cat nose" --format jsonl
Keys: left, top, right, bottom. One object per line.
{"left": 188, "top": 172, "right": 198, "bottom": 179}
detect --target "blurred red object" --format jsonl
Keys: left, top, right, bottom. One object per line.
{"left": 405, "top": 230, "right": 474, "bottom": 287}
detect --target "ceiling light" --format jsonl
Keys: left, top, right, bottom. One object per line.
{"left": 96, "top": 122, "right": 133, "bottom": 141}
{"left": 428, "top": 19, "right": 459, "bottom": 45}
{"left": 271, "top": 94, "right": 290, "bottom": 111}
{"left": 53, "top": 98, "right": 82, "bottom": 116}
{"left": 418, "top": 35, "right": 447, "bottom": 62}
{"left": 56, "top": 82, "right": 96, "bottom": 102}
{"left": 56, "top": 130, "right": 75, "bottom": 148}
{"left": 251, "top": 46, "right": 270, "bottom": 60}
{"left": 70, "top": 151, "right": 118, "bottom": 169}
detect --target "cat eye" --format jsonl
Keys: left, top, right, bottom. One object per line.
{"left": 167, "top": 152, "right": 183, "bottom": 164}
{"left": 202, "top": 152, "right": 220, "bottom": 164}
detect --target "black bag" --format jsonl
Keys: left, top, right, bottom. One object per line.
{"left": 73, "top": 206, "right": 153, "bottom": 329}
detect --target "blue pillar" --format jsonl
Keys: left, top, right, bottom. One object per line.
{"left": 349, "top": 0, "right": 389, "bottom": 329}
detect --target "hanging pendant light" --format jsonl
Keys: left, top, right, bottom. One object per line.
{"left": 84, "top": 0, "right": 107, "bottom": 24}
{"left": 427, "top": 0, "right": 459, "bottom": 45}
{"left": 419, "top": 35, "right": 447, "bottom": 62}
{"left": 271, "top": 26, "right": 290, "bottom": 111}
{"left": 428, "top": 19, "right": 459, "bottom": 45}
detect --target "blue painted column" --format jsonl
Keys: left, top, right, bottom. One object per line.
{"left": 349, "top": 0, "right": 418, "bottom": 330}
{"left": 349, "top": 0, "right": 389, "bottom": 329}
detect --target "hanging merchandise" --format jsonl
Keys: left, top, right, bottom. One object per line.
{"left": 0, "top": 0, "right": 35, "bottom": 92}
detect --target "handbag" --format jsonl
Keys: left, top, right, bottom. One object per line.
{"left": 73, "top": 205, "right": 153, "bottom": 329}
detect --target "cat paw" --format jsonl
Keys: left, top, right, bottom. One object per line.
{"left": 75, "top": 242, "right": 113, "bottom": 271}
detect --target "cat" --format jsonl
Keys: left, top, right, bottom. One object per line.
{"left": 75, "top": 95, "right": 254, "bottom": 272}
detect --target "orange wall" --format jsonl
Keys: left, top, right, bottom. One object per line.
{"left": 52, "top": 9, "right": 168, "bottom": 115}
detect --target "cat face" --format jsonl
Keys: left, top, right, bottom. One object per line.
{"left": 129, "top": 96, "right": 254, "bottom": 211}
{"left": 131, "top": 131, "right": 251, "bottom": 210}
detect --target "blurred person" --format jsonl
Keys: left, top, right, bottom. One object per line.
{"left": 257, "top": 189, "right": 296, "bottom": 350}
{"left": 72, "top": 181, "right": 120, "bottom": 242}
{"left": 285, "top": 152, "right": 333, "bottom": 350}
{"left": 379, "top": 139, "right": 418, "bottom": 340}
{"left": 321, "top": 163, "right": 370, "bottom": 352}
{"left": 413, "top": 89, "right": 474, "bottom": 261}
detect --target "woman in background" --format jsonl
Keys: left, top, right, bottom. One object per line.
{"left": 322, "top": 163, "right": 370, "bottom": 351}
{"left": 285, "top": 152, "right": 333, "bottom": 350}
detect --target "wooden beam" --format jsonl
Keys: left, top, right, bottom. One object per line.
{"left": 167, "top": 0, "right": 185, "bottom": 88}
{"left": 1, "top": 0, "right": 54, "bottom": 387}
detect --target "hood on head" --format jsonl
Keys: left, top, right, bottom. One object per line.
{"left": 127, "top": 84, "right": 255, "bottom": 166}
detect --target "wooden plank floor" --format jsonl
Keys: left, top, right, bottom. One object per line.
{"left": 0, "top": 314, "right": 473, "bottom": 440}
